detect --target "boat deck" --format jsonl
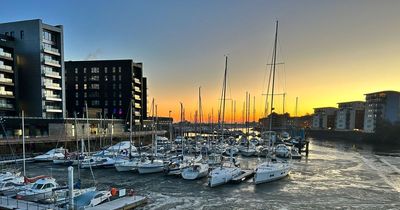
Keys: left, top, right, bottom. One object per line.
{"left": 86, "top": 195, "right": 148, "bottom": 210}
{"left": 231, "top": 169, "right": 254, "bottom": 183}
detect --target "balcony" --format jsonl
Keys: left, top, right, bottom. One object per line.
{"left": 0, "top": 90, "right": 14, "bottom": 98}
{"left": 134, "top": 78, "right": 141, "bottom": 85}
{"left": 43, "top": 82, "right": 62, "bottom": 90}
{"left": 45, "top": 105, "right": 62, "bottom": 113}
{"left": 43, "top": 46, "right": 60, "bottom": 56}
{"left": 43, "top": 58, "right": 61, "bottom": 68}
{"left": 43, "top": 70, "right": 61, "bottom": 79}
{"left": 44, "top": 94, "right": 62, "bottom": 102}
{"left": 0, "top": 103, "right": 13, "bottom": 110}
{"left": 0, "top": 65, "right": 13, "bottom": 73}
{"left": 0, "top": 51, "right": 13, "bottom": 60}
{"left": 134, "top": 87, "right": 141, "bottom": 93}
{"left": 0, "top": 77, "right": 13, "bottom": 85}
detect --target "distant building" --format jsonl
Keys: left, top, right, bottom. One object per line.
{"left": 65, "top": 60, "right": 147, "bottom": 124}
{"left": 0, "top": 34, "right": 17, "bottom": 116}
{"left": 259, "top": 112, "right": 290, "bottom": 130}
{"left": 363, "top": 91, "right": 400, "bottom": 133}
{"left": 336, "top": 101, "right": 365, "bottom": 131}
{"left": 312, "top": 107, "right": 337, "bottom": 129}
{"left": 0, "top": 19, "right": 65, "bottom": 118}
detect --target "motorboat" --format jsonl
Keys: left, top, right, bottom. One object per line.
{"left": 181, "top": 162, "right": 209, "bottom": 180}
{"left": 34, "top": 148, "right": 67, "bottom": 162}
{"left": 73, "top": 189, "right": 111, "bottom": 209}
{"left": 208, "top": 161, "right": 241, "bottom": 187}
{"left": 275, "top": 144, "right": 291, "bottom": 158}
{"left": 253, "top": 159, "right": 291, "bottom": 184}
{"left": 16, "top": 177, "right": 59, "bottom": 202}
{"left": 290, "top": 147, "right": 302, "bottom": 159}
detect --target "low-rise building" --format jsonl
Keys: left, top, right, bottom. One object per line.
{"left": 336, "top": 101, "right": 365, "bottom": 131}
{"left": 312, "top": 107, "right": 337, "bottom": 130}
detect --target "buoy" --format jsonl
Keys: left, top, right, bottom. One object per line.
{"left": 111, "top": 187, "right": 118, "bottom": 196}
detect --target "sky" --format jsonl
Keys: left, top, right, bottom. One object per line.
{"left": 2, "top": 0, "right": 400, "bottom": 122}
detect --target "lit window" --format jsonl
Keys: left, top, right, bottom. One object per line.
{"left": 75, "top": 84, "right": 78, "bottom": 90}
{"left": 75, "top": 68, "right": 78, "bottom": 74}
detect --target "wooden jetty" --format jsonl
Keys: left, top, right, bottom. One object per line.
{"left": 231, "top": 169, "right": 254, "bottom": 183}
{"left": 86, "top": 195, "right": 148, "bottom": 210}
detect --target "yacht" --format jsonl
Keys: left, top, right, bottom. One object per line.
{"left": 34, "top": 148, "right": 67, "bottom": 162}
{"left": 208, "top": 161, "right": 241, "bottom": 187}
{"left": 253, "top": 159, "right": 291, "bottom": 184}
{"left": 181, "top": 161, "right": 209, "bottom": 180}
{"left": 73, "top": 189, "right": 111, "bottom": 209}
{"left": 16, "top": 177, "right": 59, "bottom": 202}
{"left": 137, "top": 157, "right": 164, "bottom": 174}
{"left": 275, "top": 144, "right": 291, "bottom": 158}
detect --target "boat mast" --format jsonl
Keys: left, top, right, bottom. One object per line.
{"left": 22, "top": 110, "right": 25, "bottom": 177}
{"left": 129, "top": 100, "right": 133, "bottom": 159}
{"left": 269, "top": 21, "right": 278, "bottom": 134}
{"left": 85, "top": 102, "right": 90, "bottom": 154}
{"left": 221, "top": 56, "right": 228, "bottom": 142}
{"left": 180, "top": 102, "right": 184, "bottom": 157}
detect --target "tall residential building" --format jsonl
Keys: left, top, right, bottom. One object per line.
{"left": 0, "top": 34, "right": 17, "bottom": 116}
{"left": 65, "top": 60, "right": 147, "bottom": 124}
{"left": 336, "top": 101, "right": 365, "bottom": 131}
{"left": 312, "top": 107, "right": 337, "bottom": 129}
{"left": 0, "top": 19, "right": 65, "bottom": 118}
{"left": 363, "top": 90, "right": 400, "bottom": 133}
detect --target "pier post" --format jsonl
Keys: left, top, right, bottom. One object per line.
{"left": 68, "top": 166, "right": 74, "bottom": 210}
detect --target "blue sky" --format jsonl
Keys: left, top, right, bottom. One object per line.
{"left": 2, "top": 0, "right": 400, "bottom": 120}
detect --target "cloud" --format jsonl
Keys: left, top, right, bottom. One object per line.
{"left": 85, "top": 48, "right": 102, "bottom": 60}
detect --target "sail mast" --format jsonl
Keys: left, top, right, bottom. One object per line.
{"left": 269, "top": 20, "right": 278, "bottom": 133}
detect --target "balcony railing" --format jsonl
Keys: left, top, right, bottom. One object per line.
{"left": 0, "top": 65, "right": 12, "bottom": 71}
{"left": 134, "top": 78, "right": 141, "bottom": 84}
{"left": 43, "top": 58, "right": 61, "bottom": 67}
{"left": 0, "top": 51, "right": 12, "bottom": 59}
{"left": 44, "top": 82, "right": 61, "bottom": 90}
{"left": 44, "top": 94, "right": 62, "bottom": 101}
{"left": 0, "top": 90, "right": 13, "bottom": 96}
{"left": 0, "top": 103, "right": 13, "bottom": 109}
{"left": 43, "top": 70, "right": 61, "bottom": 79}
{"left": 0, "top": 77, "right": 13, "bottom": 83}
{"left": 45, "top": 105, "right": 62, "bottom": 112}
{"left": 43, "top": 46, "right": 60, "bottom": 56}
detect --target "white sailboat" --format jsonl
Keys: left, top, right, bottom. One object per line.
{"left": 137, "top": 100, "right": 164, "bottom": 174}
{"left": 208, "top": 56, "right": 242, "bottom": 187}
{"left": 254, "top": 21, "right": 291, "bottom": 185}
{"left": 34, "top": 147, "right": 67, "bottom": 162}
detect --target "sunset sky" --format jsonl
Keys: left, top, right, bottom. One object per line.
{"left": 2, "top": 1, "right": 400, "bottom": 122}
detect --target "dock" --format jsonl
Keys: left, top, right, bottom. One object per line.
{"left": 86, "top": 195, "right": 148, "bottom": 210}
{"left": 231, "top": 169, "right": 254, "bottom": 183}
{"left": 0, "top": 196, "right": 57, "bottom": 210}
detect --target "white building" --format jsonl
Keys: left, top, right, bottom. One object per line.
{"left": 336, "top": 101, "right": 365, "bottom": 131}
{"left": 312, "top": 107, "right": 337, "bottom": 130}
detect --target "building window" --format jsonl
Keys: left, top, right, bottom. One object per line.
{"left": 90, "top": 84, "right": 100, "bottom": 89}
{"left": 84, "top": 84, "right": 87, "bottom": 90}
{"left": 75, "top": 84, "right": 79, "bottom": 90}
{"left": 76, "top": 100, "right": 79, "bottom": 106}
{"left": 84, "top": 76, "right": 87, "bottom": 82}
{"left": 75, "top": 68, "right": 78, "bottom": 74}
{"left": 118, "top": 84, "right": 121, "bottom": 89}
{"left": 112, "top": 67, "right": 116, "bottom": 73}
{"left": 90, "top": 75, "right": 99, "bottom": 81}
{"left": 119, "top": 100, "right": 122, "bottom": 106}
{"left": 113, "top": 75, "right": 116, "bottom": 81}
{"left": 104, "top": 75, "right": 108, "bottom": 81}
{"left": 83, "top": 68, "right": 86, "bottom": 73}
{"left": 118, "top": 75, "right": 121, "bottom": 81}
{"left": 105, "top": 101, "right": 108, "bottom": 106}
{"left": 75, "top": 76, "right": 78, "bottom": 82}
{"left": 20, "top": 30, "right": 24, "bottom": 39}
{"left": 104, "top": 67, "right": 108, "bottom": 73}
{"left": 91, "top": 67, "right": 99, "bottom": 74}
{"left": 92, "top": 100, "right": 100, "bottom": 106}
{"left": 75, "top": 92, "right": 78, "bottom": 98}
{"left": 118, "top": 67, "right": 121, "bottom": 73}
{"left": 84, "top": 92, "right": 87, "bottom": 98}
{"left": 10, "top": 31, "right": 14, "bottom": 38}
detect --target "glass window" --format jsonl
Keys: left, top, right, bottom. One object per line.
{"left": 113, "top": 75, "right": 116, "bottom": 81}
{"left": 83, "top": 68, "right": 86, "bottom": 73}
{"left": 75, "top": 92, "right": 78, "bottom": 98}
{"left": 75, "top": 84, "right": 78, "bottom": 90}
{"left": 118, "top": 75, "right": 121, "bottom": 81}
{"left": 118, "top": 67, "right": 121, "bottom": 73}
{"left": 84, "top": 84, "right": 87, "bottom": 90}
{"left": 104, "top": 67, "right": 108, "bottom": 73}
{"left": 75, "top": 68, "right": 78, "bottom": 74}
{"left": 112, "top": 67, "right": 116, "bottom": 73}
{"left": 20, "top": 30, "right": 24, "bottom": 39}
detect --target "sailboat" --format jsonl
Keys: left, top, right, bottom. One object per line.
{"left": 254, "top": 21, "right": 291, "bottom": 185}
{"left": 115, "top": 100, "right": 142, "bottom": 172}
{"left": 137, "top": 100, "right": 164, "bottom": 174}
{"left": 208, "top": 56, "right": 241, "bottom": 187}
